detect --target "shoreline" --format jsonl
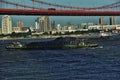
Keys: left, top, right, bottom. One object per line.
{"left": 0, "top": 34, "right": 88, "bottom": 40}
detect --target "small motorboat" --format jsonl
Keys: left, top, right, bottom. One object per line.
{"left": 5, "top": 42, "right": 26, "bottom": 49}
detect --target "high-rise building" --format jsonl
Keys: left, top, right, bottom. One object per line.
{"left": 51, "top": 20, "right": 56, "bottom": 31}
{"left": 99, "top": 17, "right": 104, "bottom": 29}
{"left": 35, "top": 17, "right": 40, "bottom": 30}
{"left": 34, "top": 17, "right": 41, "bottom": 32}
{"left": 99, "top": 17, "right": 104, "bottom": 25}
{"left": 57, "top": 24, "right": 61, "bottom": 31}
{"left": 2, "top": 15, "right": 12, "bottom": 34}
{"left": 39, "top": 16, "right": 50, "bottom": 32}
{"left": 17, "top": 20, "right": 23, "bottom": 31}
{"left": 110, "top": 16, "right": 116, "bottom": 25}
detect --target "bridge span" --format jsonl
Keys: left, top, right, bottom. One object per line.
{"left": 0, "top": 0, "right": 120, "bottom": 16}
{"left": 0, "top": 8, "right": 120, "bottom": 16}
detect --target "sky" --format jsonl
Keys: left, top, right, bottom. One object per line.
{"left": 0, "top": 0, "right": 120, "bottom": 27}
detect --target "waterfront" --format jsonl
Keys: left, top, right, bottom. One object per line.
{"left": 0, "top": 38, "right": 120, "bottom": 80}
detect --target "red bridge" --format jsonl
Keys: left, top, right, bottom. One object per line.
{"left": 0, "top": 0, "right": 120, "bottom": 16}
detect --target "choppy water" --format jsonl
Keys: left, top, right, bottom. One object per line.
{"left": 0, "top": 38, "right": 120, "bottom": 80}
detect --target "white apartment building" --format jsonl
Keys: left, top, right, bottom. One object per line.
{"left": 2, "top": 15, "right": 12, "bottom": 34}
{"left": 88, "top": 25, "right": 117, "bottom": 30}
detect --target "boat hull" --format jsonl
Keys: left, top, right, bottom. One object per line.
{"left": 5, "top": 37, "right": 99, "bottom": 50}
{"left": 6, "top": 43, "right": 98, "bottom": 50}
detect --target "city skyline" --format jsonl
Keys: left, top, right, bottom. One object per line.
{"left": 0, "top": 15, "right": 120, "bottom": 35}
{"left": 0, "top": 16, "right": 120, "bottom": 27}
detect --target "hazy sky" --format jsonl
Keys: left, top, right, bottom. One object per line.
{"left": 0, "top": 0, "right": 120, "bottom": 27}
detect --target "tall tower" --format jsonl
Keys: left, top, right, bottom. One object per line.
{"left": 2, "top": 15, "right": 12, "bottom": 34}
{"left": 110, "top": 16, "right": 116, "bottom": 25}
{"left": 35, "top": 17, "right": 40, "bottom": 32}
{"left": 17, "top": 20, "right": 23, "bottom": 31}
{"left": 99, "top": 17, "right": 104, "bottom": 29}
{"left": 35, "top": 17, "right": 40, "bottom": 30}
{"left": 39, "top": 16, "right": 50, "bottom": 32}
{"left": 51, "top": 20, "right": 56, "bottom": 31}
{"left": 99, "top": 17, "right": 104, "bottom": 25}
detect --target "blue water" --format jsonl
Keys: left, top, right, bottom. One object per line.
{"left": 0, "top": 38, "right": 120, "bottom": 80}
